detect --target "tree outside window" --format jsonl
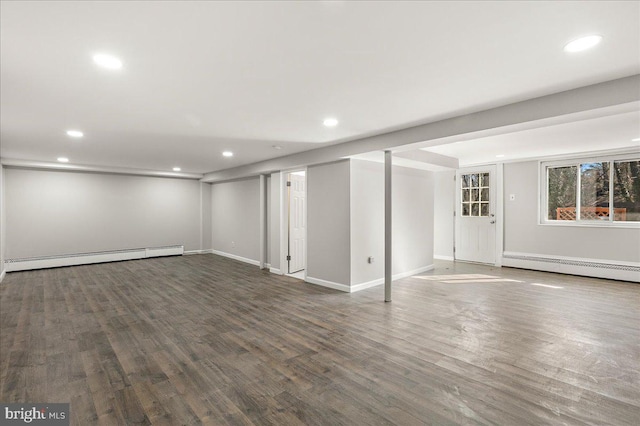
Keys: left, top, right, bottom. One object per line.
{"left": 545, "top": 157, "right": 639, "bottom": 224}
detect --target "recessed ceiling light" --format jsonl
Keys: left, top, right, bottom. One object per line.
{"left": 57, "top": 157, "right": 69, "bottom": 163}
{"left": 222, "top": 151, "right": 233, "bottom": 157}
{"left": 272, "top": 145, "right": 282, "bottom": 150}
{"left": 173, "top": 167, "right": 181, "bottom": 172}
{"left": 496, "top": 154, "right": 505, "bottom": 158}
{"left": 323, "top": 118, "right": 338, "bottom": 127}
{"left": 632, "top": 138, "right": 640, "bottom": 142}
{"left": 66, "top": 130, "right": 84, "bottom": 138}
{"left": 93, "top": 53, "right": 123, "bottom": 70}
{"left": 563, "top": 35, "right": 602, "bottom": 53}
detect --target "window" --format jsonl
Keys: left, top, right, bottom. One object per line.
{"left": 461, "top": 172, "right": 490, "bottom": 217}
{"left": 542, "top": 155, "right": 640, "bottom": 225}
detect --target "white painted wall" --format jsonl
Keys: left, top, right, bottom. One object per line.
{"left": 307, "top": 160, "right": 351, "bottom": 286}
{"left": 269, "top": 172, "right": 281, "bottom": 272}
{"left": 504, "top": 160, "right": 640, "bottom": 263}
{"left": 0, "top": 166, "right": 5, "bottom": 277}
{"left": 433, "top": 170, "right": 455, "bottom": 260}
{"left": 265, "top": 175, "right": 271, "bottom": 265}
{"left": 350, "top": 159, "right": 436, "bottom": 286}
{"left": 392, "top": 165, "right": 435, "bottom": 276}
{"left": 350, "top": 159, "right": 384, "bottom": 285}
{"left": 211, "top": 177, "right": 260, "bottom": 263}
{"left": 201, "top": 182, "right": 212, "bottom": 251}
{"left": 4, "top": 168, "right": 201, "bottom": 259}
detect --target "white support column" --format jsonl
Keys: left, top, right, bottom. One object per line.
{"left": 259, "top": 174, "right": 267, "bottom": 269}
{"left": 384, "top": 150, "right": 392, "bottom": 302}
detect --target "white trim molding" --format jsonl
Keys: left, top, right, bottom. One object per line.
{"left": 305, "top": 276, "right": 351, "bottom": 292}
{"left": 502, "top": 251, "right": 640, "bottom": 283}
{"left": 211, "top": 250, "right": 261, "bottom": 267}
{"left": 393, "top": 264, "right": 435, "bottom": 281}
{"left": 269, "top": 267, "right": 283, "bottom": 275}
{"left": 350, "top": 278, "right": 385, "bottom": 293}
{"left": 434, "top": 255, "right": 455, "bottom": 261}
{"left": 308, "top": 264, "right": 436, "bottom": 294}
{"left": 5, "top": 245, "right": 184, "bottom": 272}
{"left": 184, "top": 249, "right": 214, "bottom": 255}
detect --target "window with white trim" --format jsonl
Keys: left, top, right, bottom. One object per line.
{"left": 541, "top": 154, "right": 640, "bottom": 225}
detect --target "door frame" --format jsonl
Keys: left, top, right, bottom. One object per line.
{"left": 454, "top": 163, "right": 504, "bottom": 266}
{"left": 279, "top": 167, "right": 308, "bottom": 278}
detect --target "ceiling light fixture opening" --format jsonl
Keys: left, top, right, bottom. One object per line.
{"left": 563, "top": 35, "right": 602, "bottom": 53}
{"left": 222, "top": 151, "right": 233, "bottom": 157}
{"left": 93, "top": 53, "right": 123, "bottom": 69}
{"left": 173, "top": 167, "right": 181, "bottom": 172}
{"left": 272, "top": 145, "right": 282, "bottom": 150}
{"left": 496, "top": 154, "right": 505, "bottom": 158}
{"left": 57, "top": 157, "right": 69, "bottom": 163}
{"left": 632, "top": 138, "right": 640, "bottom": 142}
{"left": 323, "top": 118, "right": 339, "bottom": 127}
{"left": 66, "top": 130, "right": 84, "bottom": 138}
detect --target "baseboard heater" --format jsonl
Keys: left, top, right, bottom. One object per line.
{"left": 4, "top": 245, "right": 184, "bottom": 272}
{"left": 502, "top": 252, "right": 640, "bottom": 283}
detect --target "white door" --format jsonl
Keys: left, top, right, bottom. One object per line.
{"left": 288, "top": 173, "right": 306, "bottom": 273}
{"left": 455, "top": 165, "right": 497, "bottom": 264}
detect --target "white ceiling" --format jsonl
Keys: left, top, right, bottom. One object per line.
{"left": 423, "top": 110, "right": 640, "bottom": 167}
{"left": 1, "top": 1, "right": 639, "bottom": 174}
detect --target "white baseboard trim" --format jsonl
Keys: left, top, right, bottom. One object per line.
{"left": 502, "top": 251, "right": 640, "bottom": 283}
{"left": 269, "top": 267, "right": 283, "bottom": 275}
{"left": 350, "top": 278, "right": 384, "bottom": 292}
{"left": 0, "top": 269, "right": 5, "bottom": 283}
{"left": 434, "top": 255, "right": 455, "bottom": 261}
{"left": 5, "top": 245, "right": 184, "bottom": 272}
{"left": 394, "top": 264, "right": 435, "bottom": 281}
{"left": 184, "top": 249, "right": 213, "bottom": 255}
{"left": 211, "top": 250, "right": 261, "bottom": 267}
{"left": 308, "top": 264, "right": 437, "bottom": 294}
{"left": 305, "top": 276, "right": 351, "bottom": 292}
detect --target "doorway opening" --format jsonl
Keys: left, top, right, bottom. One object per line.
{"left": 286, "top": 170, "right": 307, "bottom": 279}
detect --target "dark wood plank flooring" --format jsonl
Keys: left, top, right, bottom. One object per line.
{"left": 1, "top": 255, "right": 639, "bottom": 425}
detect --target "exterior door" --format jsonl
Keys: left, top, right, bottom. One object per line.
{"left": 288, "top": 173, "right": 306, "bottom": 273}
{"left": 455, "top": 165, "right": 497, "bottom": 264}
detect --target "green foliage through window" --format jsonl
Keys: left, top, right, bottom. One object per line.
{"left": 545, "top": 157, "right": 639, "bottom": 223}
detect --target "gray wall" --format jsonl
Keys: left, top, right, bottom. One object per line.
{"left": 307, "top": 160, "right": 351, "bottom": 285}
{"left": 266, "top": 175, "right": 271, "bottom": 265}
{"left": 269, "top": 173, "right": 281, "bottom": 270}
{"left": 392, "top": 165, "right": 435, "bottom": 275}
{"left": 350, "top": 160, "right": 436, "bottom": 285}
{"left": 211, "top": 177, "right": 260, "bottom": 262}
{"left": 504, "top": 160, "right": 640, "bottom": 262}
{"left": 201, "top": 182, "right": 212, "bottom": 251}
{"left": 433, "top": 170, "right": 455, "bottom": 259}
{"left": 4, "top": 168, "right": 201, "bottom": 259}
{"left": 350, "top": 160, "right": 384, "bottom": 285}
{"left": 0, "top": 166, "right": 5, "bottom": 274}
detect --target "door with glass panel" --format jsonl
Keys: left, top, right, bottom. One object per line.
{"left": 455, "top": 165, "right": 497, "bottom": 264}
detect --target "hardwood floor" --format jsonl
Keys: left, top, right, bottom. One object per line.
{"left": 1, "top": 255, "right": 639, "bottom": 425}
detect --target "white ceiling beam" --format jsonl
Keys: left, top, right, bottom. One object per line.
{"left": 0, "top": 158, "right": 204, "bottom": 180}
{"left": 202, "top": 75, "right": 639, "bottom": 183}
{"left": 393, "top": 150, "right": 459, "bottom": 170}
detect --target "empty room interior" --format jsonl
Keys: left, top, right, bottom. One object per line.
{"left": 1, "top": 1, "right": 639, "bottom": 425}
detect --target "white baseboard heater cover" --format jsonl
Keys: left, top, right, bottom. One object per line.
{"left": 4, "top": 245, "right": 184, "bottom": 272}
{"left": 502, "top": 252, "right": 640, "bottom": 283}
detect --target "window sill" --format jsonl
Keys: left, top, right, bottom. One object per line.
{"left": 539, "top": 221, "right": 640, "bottom": 229}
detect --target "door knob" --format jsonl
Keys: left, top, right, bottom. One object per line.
{"left": 490, "top": 220, "right": 496, "bottom": 224}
